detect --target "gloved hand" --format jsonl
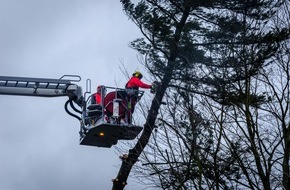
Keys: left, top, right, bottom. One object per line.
{"left": 150, "top": 81, "right": 159, "bottom": 94}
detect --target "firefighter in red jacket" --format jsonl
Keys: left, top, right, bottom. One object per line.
{"left": 95, "top": 86, "right": 102, "bottom": 104}
{"left": 125, "top": 71, "right": 154, "bottom": 123}
{"left": 94, "top": 85, "right": 106, "bottom": 105}
{"left": 125, "top": 71, "right": 152, "bottom": 90}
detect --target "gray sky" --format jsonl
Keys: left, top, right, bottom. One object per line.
{"left": 0, "top": 1, "right": 147, "bottom": 189}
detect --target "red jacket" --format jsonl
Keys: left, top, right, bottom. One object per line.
{"left": 126, "top": 77, "right": 151, "bottom": 89}
{"left": 95, "top": 93, "right": 101, "bottom": 104}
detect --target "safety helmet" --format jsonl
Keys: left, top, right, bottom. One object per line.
{"left": 132, "top": 71, "right": 143, "bottom": 79}
{"left": 97, "top": 85, "right": 105, "bottom": 94}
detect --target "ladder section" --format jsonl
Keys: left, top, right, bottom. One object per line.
{"left": 0, "top": 76, "right": 79, "bottom": 98}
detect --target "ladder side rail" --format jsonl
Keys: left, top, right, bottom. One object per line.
{"left": 0, "top": 76, "right": 72, "bottom": 85}
{"left": 1, "top": 81, "right": 69, "bottom": 90}
{"left": 0, "top": 86, "right": 73, "bottom": 97}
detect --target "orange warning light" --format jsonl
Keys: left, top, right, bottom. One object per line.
{"left": 99, "top": 132, "right": 105, "bottom": 137}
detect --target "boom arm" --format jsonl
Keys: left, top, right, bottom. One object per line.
{"left": 0, "top": 75, "right": 83, "bottom": 106}
{"left": 1, "top": 76, "right": 146, "bottom": 147}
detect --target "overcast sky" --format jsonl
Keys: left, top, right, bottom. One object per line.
{"left": 0, "top": 1, "right": 149, "bottom": 189}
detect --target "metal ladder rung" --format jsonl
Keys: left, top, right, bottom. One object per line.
{"left": 0, "top": 77, "right": 72, "bottom": 90}
{"left": 0, "top": 75, "right": 82, "bottom": 99}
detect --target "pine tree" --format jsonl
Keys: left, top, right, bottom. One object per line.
{"left": 112, "top": 0, "right": 290, "bottom": 189}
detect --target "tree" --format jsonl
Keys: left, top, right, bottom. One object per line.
{"left": 112, "top": 0, "right": 290, "bottom": 189}
{"left": 112, "top": 1, "right": 196, "bottom": 189}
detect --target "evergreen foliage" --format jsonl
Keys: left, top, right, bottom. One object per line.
{"left": 112, "top": 1, "right": 290, "bottom": 189}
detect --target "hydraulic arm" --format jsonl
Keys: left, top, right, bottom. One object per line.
{"left": 0, "top": 75, "right": 83, "bottom": 105}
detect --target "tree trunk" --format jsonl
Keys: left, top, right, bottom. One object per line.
{"left": 111, "top": 4, "right": 191, "bottom": 190}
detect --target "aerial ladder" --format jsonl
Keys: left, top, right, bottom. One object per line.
{"left": 0, "top": 75, "right": 143, "bottom": 148}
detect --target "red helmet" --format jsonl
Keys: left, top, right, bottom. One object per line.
{"left": 97, "top": 85, "right": 105, "bottom": 94}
